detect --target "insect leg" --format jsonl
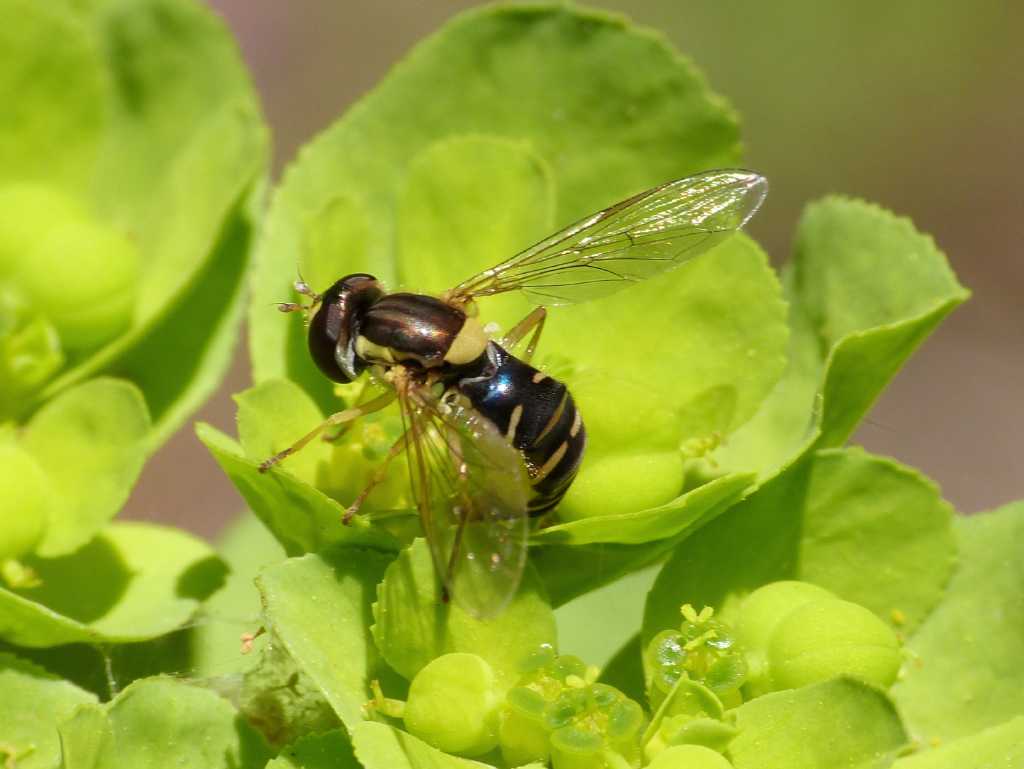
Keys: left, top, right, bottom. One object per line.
{"left": 258, "top": 390, "right": 396, "bottom": 472}
{"left": 500, "top": 307, "right": 547, "bottom": 364}
{"left": 343, "top": 431, "right": 410, "bottom": 524}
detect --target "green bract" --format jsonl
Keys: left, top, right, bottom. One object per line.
{"left": 0, "top": 0, "right": 267, "bottom": 445}
{"left": 234, "top": 2, "right": 786, "bottom": 556}
{"left": 1, "top": 3, "right": 1020, "bottom": 769}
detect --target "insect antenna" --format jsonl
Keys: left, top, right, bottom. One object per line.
{"left": 294, "top": 270, "right": 321, "bottom": 302}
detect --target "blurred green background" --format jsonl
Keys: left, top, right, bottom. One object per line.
{"left": 125, "top": 1, "right": 1023, "bottom": 534}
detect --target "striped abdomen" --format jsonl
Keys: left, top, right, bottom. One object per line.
{"left": 456, "top": 342, "right": 586, "bottom": 515}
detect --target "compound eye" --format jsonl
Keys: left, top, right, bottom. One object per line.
{"left": 308, "top": 300, "right": 354, "bottom": 382}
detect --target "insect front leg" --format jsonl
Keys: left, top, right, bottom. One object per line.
{"left": 500, "top": 306, "right": 547, "bottom": 364}
{"left": 258, "top": 390, "right": 396, "bottom": 472}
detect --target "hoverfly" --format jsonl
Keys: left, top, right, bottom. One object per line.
{"left": 261, "top": 169, "right": 767, "bottom": 617}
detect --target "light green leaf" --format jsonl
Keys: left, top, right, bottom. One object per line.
{"left": 720, "top": 198, "right": 969, "bottom": 476}
{"left": 90, "top": 0, "right": 260, "bottom": 227}
{"left": 197, "top": 422, "right": 400, "bottom": 556}
{"left": 20, "top": 378, "right": 150, "bottom": 557}
{"left": 397, "top": 135, "right": 553, "bottom": 331}
{"left": 0, "top": 653, "right": 97, "bottom": 769}
{"left": 892, "top": 501, "right": 1024, "bottom": 743}
{"left": 548, "top": 234, "right": 786, "bottom": 447}
{"left": 268, "top": 730, "right": 360, "bottom": 769}
{"left": 352, "top": 722, "right": 492, "bottom": 769}
{"left": 35, "top": 105, "right": 266, "bottom": 446}
{"left": 0, "top": 0, "right": 104, "bottom": 190}
{"left": 0, "top": 522, "right": 225, "bottom": 647}
{"left": 235, "top": 379, "right": 333, "bottom": 488}
{"left": 373, "top": 539, "right": 556, "bottom": 688}
{"left": 57, "top": 702, "right": 112, "bottom": 769}
{"left": 533, "top": 472, "right": 754, "bottom": 546}
{"left": 90, "top": 677, "right": 271, "bottom": 769}
{"left": 892, "top": 716, "right": 1024, "bottom": 769}
{"left": 252, "top": 3, "right": 743, "bottom": 414}
{"left": 728, "top": 678, "right": 908, "bottom": 769}
{"left": 187, "top": 513, "right": 286, "bottom": 679}
{"left": 532, "top": 538, "right": 673, "bottom": 609}
{"left": 7, "top": 0, "right": 269, "bottom": 450}
{"left": 257, "top": 547, "right": 394, "bottom": 730}
{"left": 643, "top": 448, "right": 956, "bottom": 654}
{"left": 556, "top": 567, "right": 657, "bottom": 671}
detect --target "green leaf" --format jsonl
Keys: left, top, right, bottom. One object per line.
{"left": 7, "top": 0, "right": 269, "bottom": 450}
{"left": 720, "top": 198, "right": 969, "bottom": 476}
{"left": 235, "top": 379, "right": 333, "bottom": 488}
{"left": 57, "top": 702, "right": 112, "bottom": 769}
{"left": 36, "top": 105, "right": 265, "bottom": 446}
{"left": 728, "top": 678, "right": 908, "bottom": 769}
{"left": 239, "top": 638, "right": 342, "bottom": 750}
{"left": 396, "top": 135, "right": 553, "bottom": 324}
{"left": 196, "top": 422, "right": 400, "bottom": 556}
{"left": 256, "top": 547, "right": 395, "bottom": 730}
{"left": 547, "top": 234, "right": 786, "bottom": 452}
{"left": 352, "top": 722, "right": 492, "bottom": 769}
{"left": 89, "top": 677, "right": 270, "bottom": 769}
{"left": 90, "top": 0, "right": 260, "bottom": 227}
{"left": 252, "top": 3, "right": 743, "bottom": 413}
{"left": 94, "top": 121, "right": 264, "bottom": 448}
{"left": 0, "top": 522, "right": 225, "bottom": 646}
{"left": 533, "top": 472, "right": 754, "bottom": 546}
{"left": 643, "top": 448, "right": 956, "bottom": 653}
{"left": 187, "top": 513, "right": 286, "bottom": 678}
{"left": 373, "top": 539, "right": 557, "bottom": 688}
{"left": 0, "top": 652, "right": 97, "bottom": 769}
{"left": 19, "top": 378, "right": 149, "bottom": 557}
{"left": 268, "top": 730, "right": 360, "bottom": 769}
{"left": 532, "top": 538, "right": 673, "bottom": 609}
{"left": 0, "top": 0, "right": 104, "bottom": 190}
{"left": 556, "top": 567, "right": 657, "bottom": 670}
{"left": 892, "top": 501, "right": 1024, "bottom": 743}
{"left": 891, "top": 716, "right": 1024, "bottom": 769}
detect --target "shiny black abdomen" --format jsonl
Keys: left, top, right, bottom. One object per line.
{"left": 455, "top": 342, "right": 586, "bottom": 515}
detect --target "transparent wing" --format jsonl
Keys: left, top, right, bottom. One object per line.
{"left": 396, "top": 382, "right": 530, "bottom": 619}
{"left": 449, "top": 169, "right": 767, "bottom": 306}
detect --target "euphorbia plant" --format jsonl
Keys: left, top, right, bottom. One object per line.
{"left": 2, "top": 4, "right": 1022, "bottom": 769}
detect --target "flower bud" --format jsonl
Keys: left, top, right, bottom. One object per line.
{"left": 17, "top": 213, "right": 139, "bottom": 353}
{"left": 767, "top": 599, "right": 901, "bottom": 690}
{"left": 645, "top": 744, "right": 735, "bottom": 769}
{"left": 0, "top": 183, "right": 84, "bottom": 279}
{"left": 404, "top": 652, "right": 501, "bottom": 757}
{"left": 0, "top": 443, "right": 50, "bottom": 562}
{"left": 735, "top": 580, "right": 837, "bottom": 696}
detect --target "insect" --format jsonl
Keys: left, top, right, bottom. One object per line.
{"left": 261, "top": 169, "right": 767, "bottom": 617}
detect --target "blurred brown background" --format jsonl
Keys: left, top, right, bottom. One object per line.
{"left": 125, "top": 1, "right": 1023, "bottom": 539}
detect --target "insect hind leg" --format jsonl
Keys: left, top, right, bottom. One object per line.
{"left": 499, "top": 307, "right": 547, "bottom": 364}
{"left": 343, "top": 431, "right": 410, "bottom": 524}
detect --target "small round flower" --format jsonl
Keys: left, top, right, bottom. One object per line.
{"left": 646, "top": 605, "right": 747, "bottom": 710}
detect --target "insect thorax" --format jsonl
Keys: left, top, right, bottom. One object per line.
{"left": 355, "top": 292, "right": 488, "bottom": 370}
